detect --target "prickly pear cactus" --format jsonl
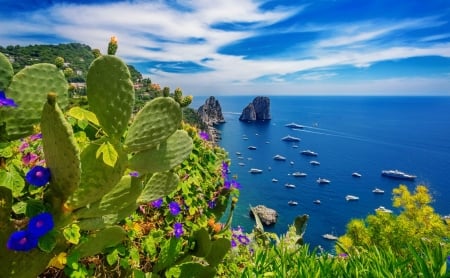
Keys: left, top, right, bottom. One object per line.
{"left": 3, "top": 63, "right": 68, "bottom": 141}
{"left": 86, "top": 55, "right": 134, "bottom": 139}
{"left": 0, "top": 52, "right": 13, "bottom": 90}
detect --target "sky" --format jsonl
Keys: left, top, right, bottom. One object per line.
{"left": 1, "top": 0, "right": 450, "bottom": 96}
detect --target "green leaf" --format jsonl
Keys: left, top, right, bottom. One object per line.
{"left": 67, "top": 106, "right": 100, "bottom": 126}
{"left": 38, "top": 230, "right": 57, "bottom": 253}
{"left": 96, "top": 141, "right": 118, "bottom": 167}
{"left": 63, "top": 223, "right": 81, "bottom": 244}
{"left": 25, "top": 199, "right": 46, "bottom": 217}
{"left": 0, "top": 169, "right": 25, "bottom": 197}
{"left": 12, "top": 201, "right": 26, "bottom": 214}
{"left": 106, "top": 249, "right": 120, "bottom": 266}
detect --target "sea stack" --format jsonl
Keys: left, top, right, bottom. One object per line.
{"left": 239, "top": 96, "right": 271, "bottom": 121}
{"left": 197, "top": 96, "right": 225, "bottom": 143}
{"left": 249, "top": 205, "right": 278, "bottom": 226}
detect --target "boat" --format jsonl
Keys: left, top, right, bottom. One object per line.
{"left": 236, "top": 152, "right": 242, "bottom": 155}
{"left": 238, "top": 162, "right": 246, "bottom": 166}
{"left": 352, "top": 172, "right": 362, "bottom": 177}
{"left": 345, "top": 195, "right": 359, "bottom": 201}
{"left": 292, "top": 144, "right": 299, "bottom": 148}
{"left": 281, "top": 135, "right": 301, "bottom": 142}
{"left": 248, "top": 146, "right": 257, "bottom": 150}
{"left": 322, "top": 233, "right": 338, "bottom": 240}
{"left": 285, "top": 122, "right": 304, "bottom": 129}
{"left": 249, "top": 168, "right": 263, "bottom": 174}
{"left": 273, "top": 154, "right": 287, "bottom": 161}
{"left": 285, "top": 183, "right": 296, "bottom": 188}
{"left": 288, "top": 200, "right": 298, "bottom": 206}
{"left": 375, "top": 206, "right": 393, "bottom": 213}
{"left": 316, "top": 178, "right": 331, "bottom": 184}
{"left": 310, "top": 160, "right": 320, "bottom": 166}
{"left": 290, "top": 161, "right": 295, "bottom": 165}
{"left": 381, "top": 169, "right": 416, "bottom": 180}
{"left": 292, "top": 172, "right": 307, "bottom": 177}
{"left": 301, "top": 150, "right": 318, "bottom": 156}
{"left": 313, "top": 199, "right": 321, "bottom": 204}
{"left": 372, "top": 188, "right": 385, "bottom": 194}
{"left": 242, "top": 137, "right": 249, "bottom": 140}
{"left": 271, "top": 178, "right": 278, "bottom": 182}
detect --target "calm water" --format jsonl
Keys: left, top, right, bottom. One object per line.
{"left": 192, "top": 96, "right": 450, "bottom": 250}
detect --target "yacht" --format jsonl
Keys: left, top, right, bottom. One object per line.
{"left": 288, "top": 200, "right": 298, "bottom": 206}
{"left": 285, "top": 183, "right": 296, "bottom": 188}
{"left": 316, "top": 178, "right": 331, "bottom": 184}
{"left": 372, "top": 188, "right": 385, "bottom": 194}
{"left": 381, "top": 170, "right": 416, "bottom": 180}
{"left": 310, "top": 160, "right": 320, "bottom": 166}
{"left": 271, "top": 178, "right": 278, "bottom": 182}
{"left": 249, "top": 168, "right": 263, "bottom": 174}
{"left": 292, "top": 172, "right": 307, "bottom": 177}
{"left": 301, "top": 150, "right": 318, "bottom": 156}
{"left": 236, "top": 151, "right": 242, "bottom": 155}
{"left": 273, "top": 154, "right": 287, "bottom": 161}
{"left": 281, "top": 135, "right": 301, "bottom": 142}
{"left": 345, "top": 195, "right": 359, "bottom": 201}
{"left": 313, "top": 199, "right": 321, "bottom": 204}
{"left": 285, "top": 122, "right": 304, "bottom": 129}
{"left": 375, "top": 206, "right": 393, "bottom": 213}
{"left": 352, "top": 172, "right": 362, "bottom": 177}
{"left": 322, "top": 233, "right": 338, "bottom": 240}
{"left": 248, "top": 146, "right": 257, "bottom": 150}
{"left": 238, "top": 162, "right": 246, "bottom": 166}
{"left": 290, "top": 161, "right": 295, "bottom": 165}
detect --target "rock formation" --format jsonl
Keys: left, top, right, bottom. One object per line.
{"left": 197, "top": 96, "right": 225, "bottom": 143}
{"left": 249, "top": 205, "right": 278, "bottom": 226}
{"left": 239, "top": 96, "right": 271, "bottom": 121}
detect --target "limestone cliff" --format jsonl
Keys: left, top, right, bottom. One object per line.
{"left": 197, "top": 96, "right": 225, "bottom": 143}
{"left": 239, "top": 96, "right": 271, "bottom": 121}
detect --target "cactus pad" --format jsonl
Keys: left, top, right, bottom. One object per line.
{"left": 137, "top": 171, "right": 179, "bottom": 204}
{"left": 0, "top": 52, "right": 13, "bottom": 90}
{"left": 0, "top": 186, "right": 12, "bottom": 226}
{"left": 86, "top": 55, "right": 134, "bottom": 139}
{"left": 72, "top": 226, "right": 126, "bottom": 258}
{"left": 3, "top": 63, "right": 68, "bottom": 140}
{"left": 129, "top": 130, "right": 193, "bottom": 174}
{"left": 125, "top": 97, "right": 182, "bottom": 152}
{"left": 41, "top": 94, "right": 81, "bottom": 202}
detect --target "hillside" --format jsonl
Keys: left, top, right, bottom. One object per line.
{"left": 0, "top": 43, "right": 142, "bottom": 82}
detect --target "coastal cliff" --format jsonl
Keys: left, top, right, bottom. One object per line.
{"left": 239, "top": 96, "right": 271, "bottom": 121}
{"left": 197, "top": 96, "right": 225, "bottom": 143}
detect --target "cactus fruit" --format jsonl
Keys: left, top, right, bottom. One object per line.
{"left": 3, "top": 63, "right": 68, "bottom": 141}
{"left": 129, "top": 130, "right": 193, "bottom": 174}
{"left": 0, "top": 52, "right": 13, "bottom": 90}
{"left": 124, "top": 97, "right": 182, "bottom": 152}
{"left": 41, "top": 93, "right": 81, "bottom": 206}
{"left": 86, "top": 55, "right": 134, "bottom": 139}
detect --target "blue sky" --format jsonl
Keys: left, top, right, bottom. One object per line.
{"left": 1, "top": 0, "right": 450, "bottom": 96}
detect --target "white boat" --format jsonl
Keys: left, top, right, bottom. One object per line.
{"left": 273, "top": 154, "right": 287, "bottom": 161}
{"left": 372, "top": 188, "right": 385, "bottom": 194}
{"left": 248, "top": 146, "right": 257, "bottom": 150}
{"left": 271, "top": 178, "right": 278, "bottom": 182}
{"left": 285, "top": 122, "right": 304, "bottom": 129}
{"left": 381, "top": 169, "right": 416, "bottom": 180}
{"left": 313, "top": 199, "right": 321, "bottom": 204}
{"left": 375, "top": 206, "right": 393, "bottom": 213}
{"left": 352, "top": 172, "right": 362, "bottom": 177}
{"left": 290, "top": 161, "right": 295, "bottom": 165}
{"left": 288, "top": 200, "right": 298, "bottom": 206}
{"left": 301, "top": 150, "right": 318, "bottom": 156}
{"left": 316, "top": 178, "right": 331, "bottom": 184}
{"left": 281, "top": 135, "right": 301, "bottom": 142}
{"left": 345, "top": 195, "right": 359, "bottom": 201}
{"left": 292, "top": 172, "right": 307, "bottom": 177}
{"left": 322, "top": 233, "right": 338, "bottom": 240}
{"left": 310, "top": 160, "right": 320, "bottom": 166}
{"left": 238, "top": 162, "right": 245, "bottom": 166}
{"left": 285, "top": 183, "right": 296, "bottom": 188}
{"left": 249, "top": 168, "right": 263, "bottom": 174}
{"left": 292, "top": 145, "right": 299, "bottom": 149}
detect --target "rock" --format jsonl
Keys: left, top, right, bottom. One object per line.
{"left": 239, "top": 96, "right": 271, "bottom": 121}
{"left": 249, "top": 205, "right": 278, "bottom": 226}
{"left": 197, "top": 96, "right": 225, "bottom": 143}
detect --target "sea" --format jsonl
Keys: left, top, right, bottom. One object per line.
{"left": 191, "top": 96, "right": 450, "bottom": 251}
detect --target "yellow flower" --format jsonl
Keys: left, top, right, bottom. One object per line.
{"left": 47, "top": 252, "right": 67, "bottom": 269}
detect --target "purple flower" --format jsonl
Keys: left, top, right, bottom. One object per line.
{"left": 29, "top": 133, "right": 42, "bottom": 141}
{"left": 173, "top": 222, "right": 184, "bottom": 238}
{"left": 221, "top": 161, "right": 229, "bottom": 177}
{"left": 199, "top": 131, "right": 209, "bottom": 141}
{"left": 208, "top": 200, "right": 216, "bottom": 209}
{"left": 168, "top": 201, "right": 181, "bottom": 216}
{"left": 6, "top": 230, "right": 38, "bottom": 251}
{"left": 0, "top": 91, "right": 17, "bottom": 107}
{"left": 231, "top": 239, "right": 237, "bottom": 248}
{"left": 18, "top": 142, "right": 29, "bottom": 152}
{"left": 28, "top": 212, "right": 54, "bottom": 238}
{"left": 25, "top": 165, "right": 51, "bottom": 187}
{"left": 231, "top": 180, "right": 241, "bottom": 189}
{"left": 223, "top": 180, "right": 231, "bottom": 189}
{"left": 151, "top": 198, "right": 163, "bottom": 208}
{"left": 22, "top": 152, "right": 38, "bottom": 166}
{"left": 238, "top": 235, "right": 250, "bottom": 245}
{"left": 129, "top": 171, "right": 139, "bottom": 177}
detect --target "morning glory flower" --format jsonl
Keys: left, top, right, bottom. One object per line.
{"left": 22, "top": 152, "right": 38, "bottom": 166}
{"left": 168, "top": 201, "right": 181, "bottom": 216}
{"left": 231, "top": 239, "right": 237, "bottom": 248}
{"left": 0, "top": 90, "right": 17, "bottom": 107}
{"left": 238, "top": 234, "right": 250, "bottom": 245}
{"left": 173, "top": 222, "right": 184, "bottom": 238}
{"left": 28, "top": 212, "right": 54, "bottom": 238}
{"left": 223, "top": 180, "right": 231, "bottom": 189}
{"left": 29, "top": 133, "right": 42, "bottom": 141}
{"left": 199, "top": 131, "right": 209, "bottom": 141}
{"left": 208, "top": 200, "right": 216, "bottom": 209}
{"left": 129, "top": 171, "right": 139, "bottom": 177}
{"left": 25, "top": 165, "right": 51, "bottom": 187}
{"left": 6, "top": 230, "right": 38, "bottom": 251}
{"left": 151, "top": 198, "right": 163, "bottom": 209}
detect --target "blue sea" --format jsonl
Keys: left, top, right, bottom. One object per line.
{"left": 192, "top": 96, "right": 450, "bottom": 251}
